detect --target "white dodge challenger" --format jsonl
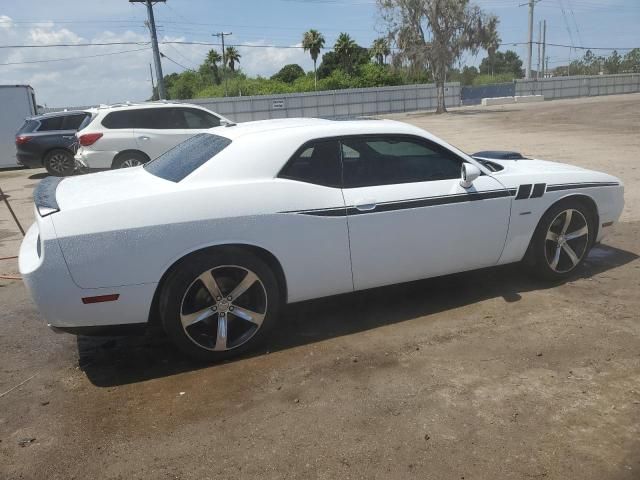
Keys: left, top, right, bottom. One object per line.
{"left": 19, "top": 118, "right": 624, "bottom": 361}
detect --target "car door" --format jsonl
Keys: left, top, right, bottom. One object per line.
{"left": 275, "top": 138, "right": 354, "bottom": 301}
{"left": 133, "top": 108, "right": 194, "bottom": 160}
{"left": 340, "top": 135, "right": 512, "bottom": 291}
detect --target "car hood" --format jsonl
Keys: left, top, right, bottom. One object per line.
{"left": 55, "top": 166, "right": 174, "bottom": 211}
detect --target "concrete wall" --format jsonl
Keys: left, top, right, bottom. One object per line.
{"left": 41, "top": 83, "right": 461, "bottom": 121}
{"left": 178, "top": 83, "right": 461, "bottom": 122}
{"left": 516, "top": 73, "right": 640, "bottom": 100}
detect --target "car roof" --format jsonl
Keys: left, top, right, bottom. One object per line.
{"left": 211, "top": 117, "right": 428, "bottom": 141}
{"left": 28, "top": 110, "right": 90, "bottom": 120}
{"left": 92, "top": 101, "right": 211, "bottom": 113}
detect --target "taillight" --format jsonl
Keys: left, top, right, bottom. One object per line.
{"left": 16, "top": 135, "right": 32, "bottom": 145}
{"left": 78, "top": 132, "right": 103, "bottom": 146}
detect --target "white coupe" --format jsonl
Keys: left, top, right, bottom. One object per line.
{"left": 19, "top": 118, "right": 624, "bottom": 361}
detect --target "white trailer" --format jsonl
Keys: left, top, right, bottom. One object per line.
{"left": 0, "top": 85, "right": 37, "bottom": 169}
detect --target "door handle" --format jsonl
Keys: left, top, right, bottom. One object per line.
{"left": 138, "top": 136, "right": 150, "bottom": 141}
{"left": 354, "top": 199, "right": 377, "bottom": 212}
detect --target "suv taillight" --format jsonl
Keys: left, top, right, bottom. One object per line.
{"left": 78, "top": 132, "right": 103, "bottom": 146}
{"left": 16, "top": 135, "right": 32, "bottom": 145}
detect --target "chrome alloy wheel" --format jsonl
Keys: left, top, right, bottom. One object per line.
{"left": 48, "top": 152, "right": 74, "bottom": 174}
{"left": 544, "top": 208, "right": 590, "bottom": 273}
{"left": 179, "top": 266, "right": 268, "bottom": 351}
{"left": 120, "top": 158, "right": 143, "bottom": 168}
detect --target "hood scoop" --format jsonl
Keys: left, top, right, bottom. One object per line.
{"left": 472, "top": 150, "right": 529, "bottom": 161}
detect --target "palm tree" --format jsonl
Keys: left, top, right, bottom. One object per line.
{"left": 371, "top": 37, "right": 390, "bottom": 65}
{"left": 485, "top": 18, "right": 500, "bottom": 76}
{"left": 225, "top": 46, "right": 241, "bottom": 72}
{"left": 334, "top": 33, "right": 357, "bottom": 73}
{"left": 302, "top": 29, "right": 325, "bottom": 90}
{"left": 205, "top": 49, "right": 222, "bottom": 84}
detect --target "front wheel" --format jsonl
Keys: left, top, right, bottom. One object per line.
{"left": 159, "top": 249, "right": 281, "bottom": 362}
{"left": 527, "top": 199, "right": 595, "bottom": 280}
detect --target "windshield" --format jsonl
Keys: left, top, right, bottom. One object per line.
{"left": 144, "top": 133, "right": 232, "bottom": 182}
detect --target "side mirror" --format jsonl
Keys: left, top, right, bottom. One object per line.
{"left": 460, "top": 163, "right": 481, "bottom": 188}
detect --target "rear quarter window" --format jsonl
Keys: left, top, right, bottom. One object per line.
{"left": 144, "top": 133, "right": 231, "bottom": 182}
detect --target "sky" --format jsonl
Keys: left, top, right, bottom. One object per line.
{"left": 0, "top": 0, "right": 638, "bottom": 107}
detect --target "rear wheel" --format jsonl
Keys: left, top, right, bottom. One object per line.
{"left": 527, "top": 199, "right": 595, "bottom": 280}
{"left": 112, "top": 151, "right": 148, "bottom": 169}
{"left": 43, "top": 149, "right": 75, "bottom": 176}
{"left": 159, "top": 249, "right": 280, "bottom": 362}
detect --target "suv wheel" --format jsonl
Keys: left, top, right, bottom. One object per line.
{"left": 113, "top": 152, "right": 148, "bottom": 169}
{"left": 44, "top": 149, "right": 75, "bottom": 176}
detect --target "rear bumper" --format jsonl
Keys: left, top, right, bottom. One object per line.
{"left": 75, "top": 149, "right": 116, "bottom": 169}
{"left": 16, "top": 152, "right": 43, "bottom": 168}
{"left": 19, "top": 221, "right": 157, "bottom": 330}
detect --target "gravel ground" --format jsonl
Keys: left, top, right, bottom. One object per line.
{"left": 1, "top": 94, "right": 639, "bottom": 480}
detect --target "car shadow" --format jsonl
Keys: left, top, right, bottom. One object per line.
{"left": 78, "top": 241, "right": 639, "bottom": 388}
{"left": 28, "top": 172, "right": 49, "bottom": 180}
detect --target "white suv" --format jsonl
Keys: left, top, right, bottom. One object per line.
{"left": 75, "top": 102, "right": 231, "bottom": 169}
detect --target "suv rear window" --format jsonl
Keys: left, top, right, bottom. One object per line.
{"left": 38, "top": 116, "right": 64, "bottom": 131}
{"left": 144, "top": 133, "right": 231, "bottom": 182}
{"left": 17, "top": 119, "right": 39, "bottom": 134}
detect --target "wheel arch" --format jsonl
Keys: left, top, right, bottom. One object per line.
{"left": 147, "top": 243, "right": 288, "bottom": 325}
{"left": 111, "top": 149, "right": 151, "bottom": 168}
{"left": 524, "top": 193, "right": 600, "bottom": 264}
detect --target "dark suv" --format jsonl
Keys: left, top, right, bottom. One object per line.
{"left": 16, "top": 110, "right": 91, "bottom": 176}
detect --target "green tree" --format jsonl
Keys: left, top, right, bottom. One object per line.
{"left": 622, "top": 48, "right": 640, "bottom": 73}
{"left": 371, "top": 37, "right": 391, "bottom": 65}
{"left": 334, "top": 33, "right": 358, "bottom": 73}
{"left": 302, "top": 29, "right": 326, "bottom": 89}
{"left": 484, "top": 22, "right": 500, "bottom": 76}
{"left": 225, "top": 46, "right": 241, "bottom": 72}
{"left": 271, "top": 64, "right": 306, "bottom": 83}
{"left": 479, "top": 50, "right": 523, "bottom": 77}
{"left": 379, "top": 0, "right": 499, "bottom": 113}
{"left": 604, "top": 50, "right": 622, "bottom": 74}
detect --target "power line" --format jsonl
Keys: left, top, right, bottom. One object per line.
{"left": 0, "top": 40, "right": 636, "bottom": 51}
{"left": 0, "top": 47, "right": 150, "bottom": 66}
{"left": 159, "top": 51, "right": 194, "bottom": 71}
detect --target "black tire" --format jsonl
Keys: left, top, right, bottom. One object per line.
{"left": 112, "top": 151, "right": 148, "bottom": 169}
{"left": 43, "top": 149, "right": 75, "bottom": 176}
{"left": 526, "top": 198, "right": 596, "bottom": 281}
{"left": 159, "top": 248, "right": 281, "bottom": 362}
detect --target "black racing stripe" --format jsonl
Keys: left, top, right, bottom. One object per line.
{"left": 289, "top": 188, "right": 514, "bottom": 217}
{"left": 515, "top": 184, "right": 532, "bottom": 200}
{"left": 530, "top": 183, "right": 546, "bottom": 198}
{"left": 546, "top": 182, "right": 619, "bottom": 192}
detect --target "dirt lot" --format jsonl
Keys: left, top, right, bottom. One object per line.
{"left": 1, "top": 94, "right": 639, "bottom": 480}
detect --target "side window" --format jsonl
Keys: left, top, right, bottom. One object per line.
{"left": 62, "top": 114, "right": 89, "bottom": 131}
{"left": 341, "top": 136, "right": 463, "bottom": 188}
{"left": 102, "top": 111, "right": 136, "bottom": 129}
{"left": 37, "top": 116, "right": 64, "bottom": 131}
{"left": 279, "top": 139, "right": 342, "bottom": 187}
{"left": 182, "top": 108, "right": 221, "bottom": 129}
{"left": 135, "top": 108, "right": 162, "bottom": 129}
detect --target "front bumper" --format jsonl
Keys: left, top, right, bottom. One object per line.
{"left": 19, "top": 221, "right": 157, "bottom": 330}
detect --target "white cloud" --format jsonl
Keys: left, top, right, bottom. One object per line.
{"left": 0, "top": 17, "right": 316, "bottom": 107}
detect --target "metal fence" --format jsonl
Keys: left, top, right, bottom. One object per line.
{"left": 182, "top": 83, "right": 461, "bottom": 122}
{"left": 515, "top": 73, "right": 640, "bottom": 99}
{"left": 41, "top": 74, "right": 640, "bottom": 119}
{"left": 41, "top": 83, "right": 461, "bottom": 119}
{"left": 461, "top": 83, "right": 515, "bottom": 106}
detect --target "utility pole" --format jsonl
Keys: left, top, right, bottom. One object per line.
{"left": 541, "top": 20, "right": 546, "bottom": 78}
{"left": 213, "top": 32, "right": 232, "bottom": 97}
{"left": 526, "top": 0, "right": 535, "bottom": 79}
{"left": 149, "top": 63, "right": 156, "bottom": 99}
{"left": 131, "top": 0, "right": 166, "bottom": 99}
{"left": 537, "top": 20, "right": 542, "bottom": 80}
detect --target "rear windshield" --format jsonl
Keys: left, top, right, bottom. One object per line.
{"left": 144, "top": 133, "right": 231, "bottom": 182}
{"left": 17, "top": 119, "right": 39, "bottom": 134}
